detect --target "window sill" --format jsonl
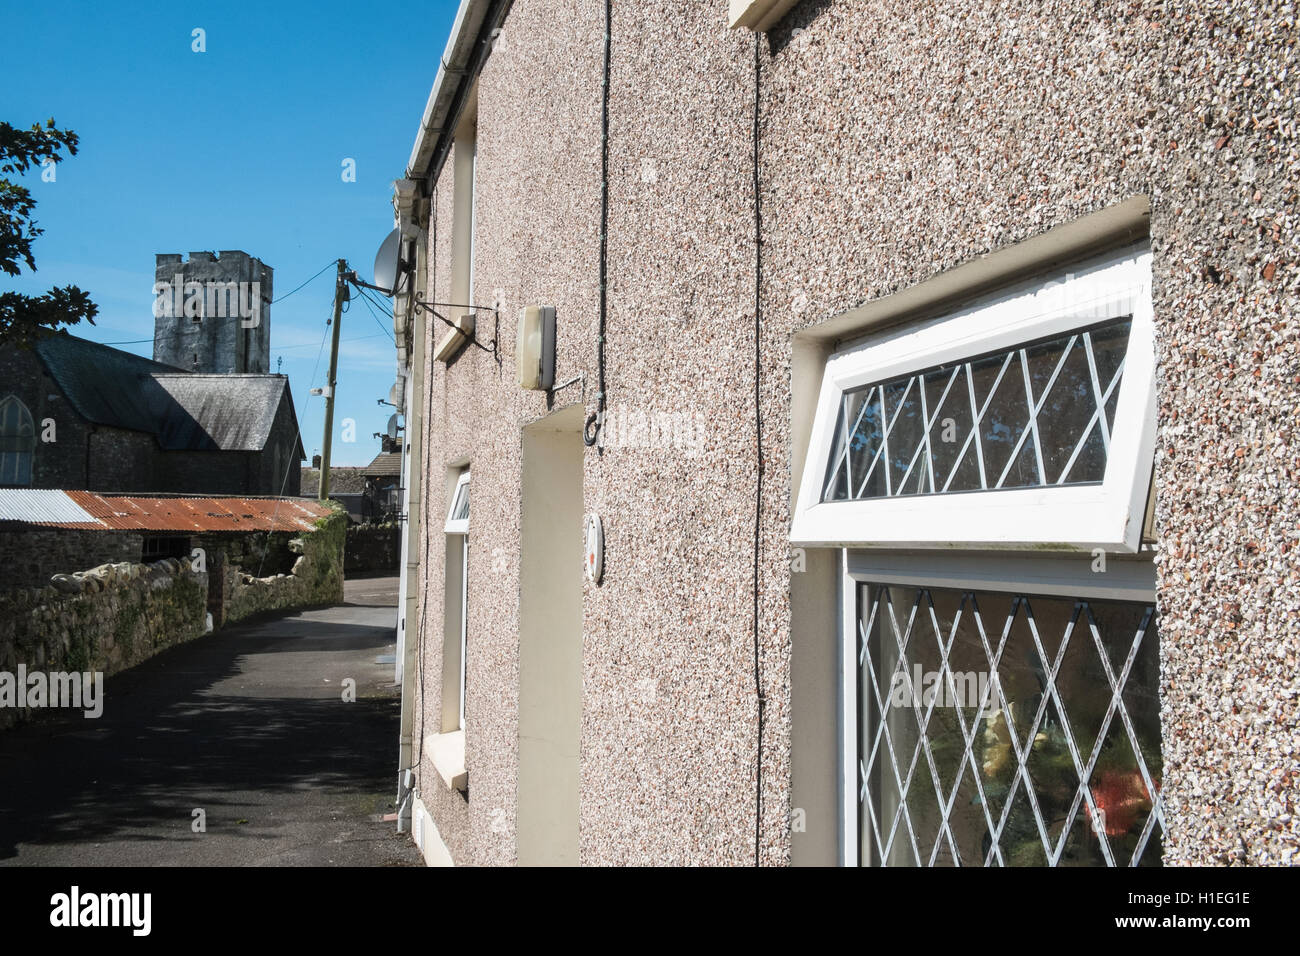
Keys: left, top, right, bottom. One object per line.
{"left": 433, "top": 314, "right": 475, "bottom": 363}
{"left": 728, "top": 0, "right": 799, "bottom": 31}
{"left": 425, "top": 729, "right": 468, "bottom": 792}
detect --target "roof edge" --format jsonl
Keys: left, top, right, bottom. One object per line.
{"left": 405, "top": 0, "right": 512, "bottom": 184}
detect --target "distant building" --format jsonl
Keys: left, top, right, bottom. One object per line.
{"left": 362, "top": 452, "right": 402, "bottom": 519}
{"left": 0, "top": 488, "right": 333, "bottom": 594}
{"left": 0, "top": 334, "right": 303, "bottom": 495}
{"left": 0, "top": 249, "right": 304, "bottom": 495}
{"left": 300, "top": 466, "right": 371, "bottom": 523}
{"left": 300, "top": 452, "right": 404, "bottom": 524}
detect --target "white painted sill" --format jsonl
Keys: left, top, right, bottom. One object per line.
{"left": 728, "top": 0, "right": 800, "bottom": 31}
{"left": 425, "top": 729, "right": 468, "bottom": 792}
{"left": 433, "top": 314, "right": 475, "bottom": 363}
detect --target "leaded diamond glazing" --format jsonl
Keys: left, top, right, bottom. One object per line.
{"left": 857, "top": 583, "right": 1162, "bottom": 867}
{"left": 824, "top": 318, "right": 1132, "bottom": 502}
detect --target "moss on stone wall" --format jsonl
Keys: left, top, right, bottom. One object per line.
{"left": 345, "top": 524, "right": 402, "bottom": 574}
{"left": 223, "top": 504, "right": 346, "bottom": 625}
{"left": 0, "top": 559, "right": 208, "bottom": 731}
{"left": 1, "top": 508, "right": 345, "bottom": 732}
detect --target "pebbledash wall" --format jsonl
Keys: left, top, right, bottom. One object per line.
{"left": 405, "top": 0, "right": 1297, "bottom": 865}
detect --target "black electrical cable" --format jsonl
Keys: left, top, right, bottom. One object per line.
{"left": 105, "top": 261, "right": 334, "bottom": 347}
{"left": 254, "top": 310, "right": 334, "bottom": 580}
{"left": 751, "top": 31, "right": 766, "bottom": 868}
{"left": 354, "top": 285, "right": 398, "bottom": 343}
{"left": 583, "top": 0, "right": 612, "bottom": 447}
{"left": 272, "top": 259, "right": 337, "bottom": 304}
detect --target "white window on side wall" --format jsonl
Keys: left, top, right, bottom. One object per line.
{"left": 844, "top": 554, "right": 1162, "bottom": 868}
{"left": 427, "top": 466, "right": 470, "bottom": 793}
{"left": 792, "top": 245, "right": 1155, "bottom": 554}
{"left": 445, "top": 469, "right": 470, "bottom": 535}
{"left": 795, "top": 242, "right": 1163, "bottom": 868}
{"left": 444, "top": 469, "right": 470, "bottom": 731}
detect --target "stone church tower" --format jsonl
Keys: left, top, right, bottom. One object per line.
{"left": 153, "top": 251, "right": 273, "bottom": 373}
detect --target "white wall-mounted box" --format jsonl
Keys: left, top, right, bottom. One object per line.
{"left": 517, "top": 305, "right": 555, "bottom": 390}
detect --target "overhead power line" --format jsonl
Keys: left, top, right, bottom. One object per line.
{"left": 272, "top": 259, "right": 338, "bottom": 304}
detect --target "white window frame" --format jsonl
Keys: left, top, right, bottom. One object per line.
{"left": 444, "top": 470, "right": 470, "bottom": 534}
{"left": 792, "top": 245, "right": 1155, "bottom": 554}
{"left": 837, "top": 550, "right": 1158, "bottom": 867}
{"left": 456, "top": 534, "right": 468, "bottom": 731}
{"left": 444, "top": 469, "right": 470, "bottom": 730}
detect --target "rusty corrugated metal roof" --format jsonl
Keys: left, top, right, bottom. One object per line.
{"left": 0, "top": 490, "right": 332, "bottom": 533}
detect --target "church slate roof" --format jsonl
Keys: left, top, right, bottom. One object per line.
{"left": 32, "top": 333, "right": 181, "bottom": 435}
{"left": 31, "top": 334, "right": 303, "bottom": 459}
{"left": 148, "top": 374, "right": 301, "bottom": 455}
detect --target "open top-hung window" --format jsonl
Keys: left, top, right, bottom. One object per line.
{"left": 792, "top": 245, "right": 1155, "bottom": 553}
{"left": 445, "top": 470, "right": 470, "bottom": 534}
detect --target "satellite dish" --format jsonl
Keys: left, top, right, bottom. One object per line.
{"left": 386, "top": 414, "right": 399, "bottom": 441}
{"left": 373, "top": 228, "right": 400, "bottom": 296}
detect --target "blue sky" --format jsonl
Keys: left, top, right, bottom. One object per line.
{"left": 2, "top": 0, "right": 459, "bottom": 466}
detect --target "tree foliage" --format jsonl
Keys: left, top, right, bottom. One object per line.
{"left": 0, "top": 118, "right": 97, "bottom": 348}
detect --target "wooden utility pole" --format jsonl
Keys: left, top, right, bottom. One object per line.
{"left": 318, "top": 259, "right": 347, "bottom": 501}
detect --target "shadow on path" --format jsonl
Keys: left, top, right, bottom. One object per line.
{"left": 0, "top": 581, "right": 418, "bottom": 866}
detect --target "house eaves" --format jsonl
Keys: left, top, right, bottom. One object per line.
{"left": 405, "top": 0, "right": 513, "bottom": 184}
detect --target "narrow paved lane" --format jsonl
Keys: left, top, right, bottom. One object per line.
{"left": 0, "top": 575, "right": 420, "bottom": 866}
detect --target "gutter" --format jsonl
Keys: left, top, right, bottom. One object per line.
{"left": 405, "top": 0, "right": 513, "bottom": 185}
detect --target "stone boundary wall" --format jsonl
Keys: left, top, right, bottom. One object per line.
{"left": 222, "top": 506, "right": 346, "bottom": 625}
{"left": 345, "top": 524, "right": 401, "bottom": 574}
{"left": 0, "top": 504, "right": 346, "bottom": 731}
{"left": 0, "top": 558, "right": 207, "bottom": 730}
{"left": 0, "top": 529, "right": 144, "bottom": 590}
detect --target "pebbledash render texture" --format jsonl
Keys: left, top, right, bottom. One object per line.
{"left": 399, "top": 0, "right": 1297, "bottom": 866}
